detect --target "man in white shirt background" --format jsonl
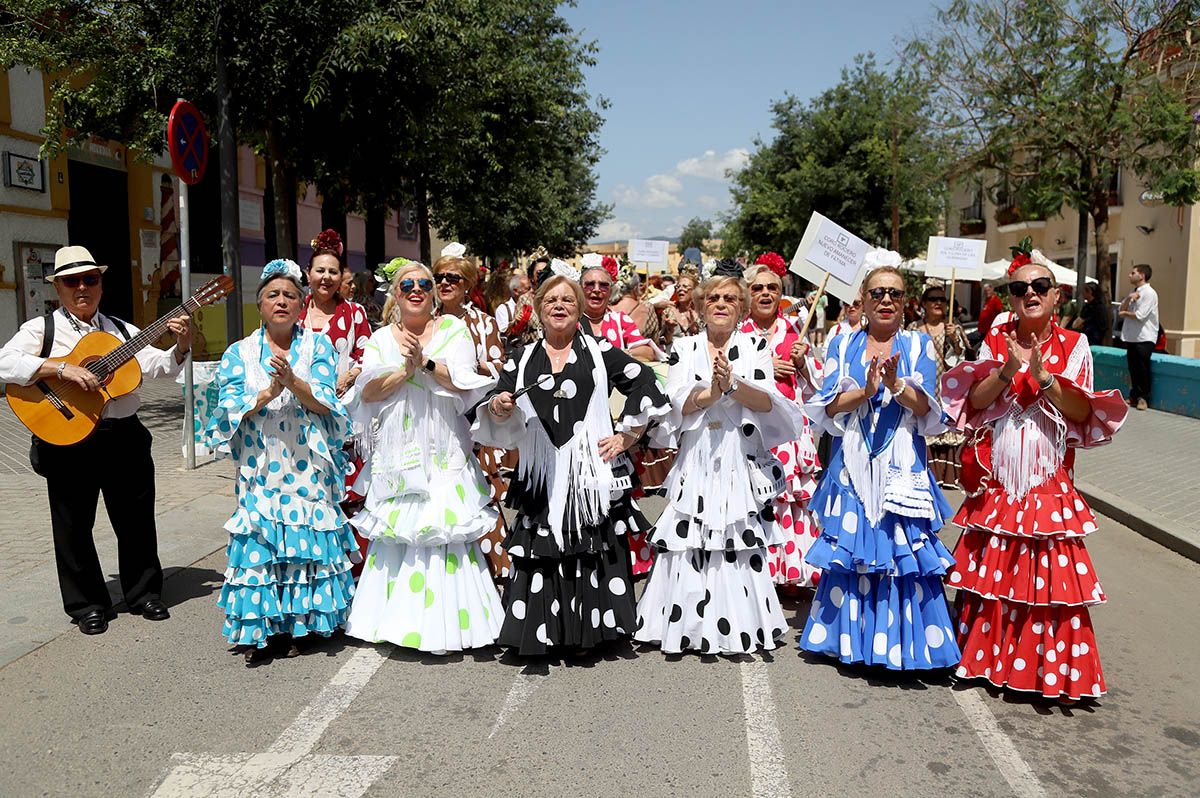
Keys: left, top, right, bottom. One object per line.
{"left": 494, "top": 273, "right": 531, "bottom": 334}
{"left": 0, "top": 246, "right": 192, "bottom": 635}
{"left": 1118, "top": 263, "right": 1159, "bottom": 411}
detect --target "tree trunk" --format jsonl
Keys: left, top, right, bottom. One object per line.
{"left": 416, "top": 179, "right": 432, "bottom": 266}
{"left": 319, "top": 184, "right": 348, "bottom": 260}
{"left": 1091, "top": 202, "right": 1110, "bottom": 299}
{"left": 215, "top": 36, "right": 242, "bottom": 341}
{"left": 1074, "top": 207, "right": 1089, "bottom": 299}
{"left": 266, "top": 124, "right": 296, "bottom": 260}
{"left": 263, "top": 158, "right": 277, "bottom": 260}
{"left": 365, "top": 203, "right": 386, "bottom": 270}
{"left": 890, "top": 119, "right": 900, "bottom": 252}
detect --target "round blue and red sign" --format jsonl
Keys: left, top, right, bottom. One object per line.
{"left": 167, "top": 100, "right": 209, "bottom": 185}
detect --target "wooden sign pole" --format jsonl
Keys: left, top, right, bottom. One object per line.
{"left": 798, "top": 272, "right": 831, "bottom": 341}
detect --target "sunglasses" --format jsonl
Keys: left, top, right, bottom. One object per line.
{"left": 433, "top": 273, "right": 463, "bottom": 285}
{"left": 1007, "top": 277, "right": 1053, "bottom": 297}
{"left": 398, "top": 278, "right": 434, "bottom": 294}
{"left": 924, "top": 295, "right": 948, "bottom": 304}
{"left": 706, "top": 292, "right": 741, "bottom": 305}
{"left": 749, "top": 283, "right": 780, "bottom": 294}
{"left": 866, "top": 287, "right": 905, "bottom": 301}
{"left": 582, "top": 280, "right": 612, "bottom": 291}
{"left": 60, "top": 274, "right": 101, "bottom": 288}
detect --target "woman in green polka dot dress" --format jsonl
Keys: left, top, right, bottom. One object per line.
{"left": 206, "top": 260, "right": 359, "bottom": 663}
{"left": 343, "top": 261, "right": 503, "bottom": 653}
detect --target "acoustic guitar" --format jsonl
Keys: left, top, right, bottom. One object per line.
{"left": 6, "top": 275, "right": 234, "bottom": 446}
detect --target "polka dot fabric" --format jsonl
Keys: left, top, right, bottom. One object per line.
{"left": 942, "top": 323, "right": 1128, "bottom": 699}
{"left": 205, "top": 328, "right": 357, "bottom": 648}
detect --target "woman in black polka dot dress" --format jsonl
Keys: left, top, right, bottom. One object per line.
{"left": 635, "top": 264, "right": 805, "bottom": 654}
{"left": 472, "top": 274, "right": 670, "bottom": 655}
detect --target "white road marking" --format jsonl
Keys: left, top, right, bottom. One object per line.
{"left": 740, "top": 659, "right": 793, "bottom": 798}
{"left": 489, "top": 671, "right": 548, "bottom": 738}
{"left": 149, "top": 646, "right": 396, "bottom": 797}
{"left": 952, "top": 688, "right": 1048, "bottom": 798}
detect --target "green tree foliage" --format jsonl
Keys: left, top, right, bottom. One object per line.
{"left": 677, "top": 216, "right": 712, "bottom": 254}
{"left": 909, "top": 0, "right": 1200, "bottom": 294}
{"left": 722, "top": 54, "right": 950, "bottom": 260}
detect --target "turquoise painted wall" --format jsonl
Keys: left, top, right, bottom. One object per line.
{"left": 1092, "top": 346, "right": 1200, "bottom": 419}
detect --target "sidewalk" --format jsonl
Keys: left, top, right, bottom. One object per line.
{"left": 1075, "top": 406, "right": 1200, "bottom": 563}
{"left": 0, "top": 378, "right": 233, "bottom": 667}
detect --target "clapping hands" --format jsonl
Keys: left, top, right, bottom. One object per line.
{"left": 865, "top": 354, "right": 900, "bottom": 395}
{"left": 712, "top": 350, "right": 732, "bottom": 393}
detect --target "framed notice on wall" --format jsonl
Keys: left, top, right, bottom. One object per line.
{"left": 3, "top": 152, "right": 46, "bottom": 192}
{"left": 14, "top": 242, "right": 62, "bottom": 323}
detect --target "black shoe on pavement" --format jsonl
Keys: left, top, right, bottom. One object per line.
{"left": 132, "top": 599, "right": 170, "bottom": 621}
{"left": 78, "top": 610, "right": 108, "bottom": 635}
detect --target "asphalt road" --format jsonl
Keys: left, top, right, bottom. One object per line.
{"left": 1, "top": 495, "right": 1197, "bottom": 798}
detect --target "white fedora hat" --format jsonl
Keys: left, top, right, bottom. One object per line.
{"left": 48, "top": 245, "right": 107, "bottom": 282}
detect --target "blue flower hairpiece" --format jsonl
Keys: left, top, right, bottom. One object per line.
{"left": 261, "top": 258, "right": 302, "bottom": 283}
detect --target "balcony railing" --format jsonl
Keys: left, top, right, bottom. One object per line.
{"left": 959, "top": 203, "right": 985, "bottom": 236}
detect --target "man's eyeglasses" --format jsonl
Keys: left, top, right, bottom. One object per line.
{"left": 1007, "top": 277, "right": 1053, "bottom": 297}
{"left": 866, "top": 287, "right": 905, "bottom": 301}
{"left": 433, "top": 272, "right": 464, "bottom": 285}
{"left": 60, "top": 274, "right": 101, "bottom": 288}
{"left": 582, "top": 280, "right": 612, "bottom": 291}
{"left": 749, "top": 283, "right": 780, "bottom": 294}
{"left": 398, "top": 278, "right": 434, "bottom": 294}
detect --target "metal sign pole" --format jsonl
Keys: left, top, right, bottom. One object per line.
{"left": 179, "top": 177, "right": 196, "bottom": 470}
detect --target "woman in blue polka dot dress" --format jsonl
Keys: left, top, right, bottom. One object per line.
{"left": 799, "top": 266, "right": 960, "bottom": 670}
{"left": 205, "top": 259, "right": 358, "bottom": 663}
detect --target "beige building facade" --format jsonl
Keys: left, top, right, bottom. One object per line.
{"left": 948, "top": 171, "right": 1200, "bottom": 357}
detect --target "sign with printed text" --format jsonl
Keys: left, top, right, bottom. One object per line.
{"left": 925, "top": 236, "right": 986, "bottom": 281}
{"left": 790, "top": 212, "right": 871, "bottom": 303}
{"left": 628, "top": 238, "right": 669, "bottom": 265}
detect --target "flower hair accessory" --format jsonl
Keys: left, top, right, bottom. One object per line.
{"left": 862, "top": 247, "right": 901, "bottom": 270}
{"left": 1007, "top": 235, "right": 1034, "bottom": 275}
{"left": 376, "top": 256, "right": 419, "bottom": 285}
{"left": 712, "top": 258, "right": 744, "bottom": 280}
{"left": 550, "top": 258, "right": 581, "bottom": 281}
{"left": 262, "top": 259, "right": 302, "bottom": 283}
{"left": 310, "top": 229, "right": 343, "bottom": 256}
{"left": 754, "top": 251, "right": 788, "bottom": 277}
{"left": 441, "top": 241, "right": 467, "bottom": 259}
{"left": 581, "top": 252, "right": 603, "bottom": 271}
{"left": 601, "top": 255, "right": 619, "bottom": 279}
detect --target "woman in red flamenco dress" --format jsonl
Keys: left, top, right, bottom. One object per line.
{"left": 941, "top": 248, "right": 1127, "bottom": 702}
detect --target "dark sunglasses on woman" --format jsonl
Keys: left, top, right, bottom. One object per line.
{"left": 398, "top": 278, "right": 434, "bottom": 294}
{"left": 1007, "top": 277, "right": 1053, "bottom": 297}
{"left": 924, "top": 294, "right": 947, "bottom": 304}
{"left": 866, "top": 287, "right": 905, "bottom": 301}
{"left": 433, "top": 273, "right": 463, "bottom": 285}
{"left": 60, "top": 274, "right": 102, "bottom": 288}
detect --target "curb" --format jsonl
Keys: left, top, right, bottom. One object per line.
{"left": 1076, "top": 479, "right": 1200, "bottom": 564}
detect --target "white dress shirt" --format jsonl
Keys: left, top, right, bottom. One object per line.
{"left": 495, "top": 297, "right": 517, "bottom": 333}
{"left": 1120, "top": 283, "right": 1159, "bottom": 344}
{"left": 0, "top": 308, "right": 184, "bottom": 419}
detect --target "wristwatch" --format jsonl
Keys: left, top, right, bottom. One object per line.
{"left": 424, "top": 358, "right": 436, "bottom": 373}
{"left": 723, "top": 377, "right": 739, "bottom": 397}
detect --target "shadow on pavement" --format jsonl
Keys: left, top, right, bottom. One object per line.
{"left": 106, "top": 565, "right": 223, "bottom": 613}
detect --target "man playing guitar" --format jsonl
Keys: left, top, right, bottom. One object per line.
{"left": 0, "top": 246, "right": 192, "bottom": 635}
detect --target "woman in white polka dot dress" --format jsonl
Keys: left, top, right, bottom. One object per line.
{"left": 635, "top": 263, "right": 805, "bottom": 654}
{"left": 474, "top": 275, "right": 669, "bottom": 655}
{"left": 799, "top": 266, "right": 961, "bottom": 670}
{"left": 942, "top": 251, "right": 1128, "bottom": 701}
{"left": 205, "top": 260, "right": 359, "bottom": 663}
{"left": 343, "top": 261, "right": 503, "bottom": 653}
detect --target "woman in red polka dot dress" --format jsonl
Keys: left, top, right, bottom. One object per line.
{"left": 300, "top": 230, "right": 373, "bottom": 570}
{"left": 941, "top": 246, "right": 1127, "bottom": 702}
{"left": 739, "top": 254, "right": 823, "bottom": 589}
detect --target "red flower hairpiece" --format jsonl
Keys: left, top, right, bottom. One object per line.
{"left": 1007, "top": 235, "right": 1033, "bottom": 275}
{"left": 601, "top": 255, "right": 619, "bottom": 280}
{"left": 755, "top": 251, "right": 788, "bottom": 277}
{"left": 311, "top": 228, "right": 344, "bottom": 257}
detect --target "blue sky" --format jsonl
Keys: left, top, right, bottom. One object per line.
{"left": 560, "top": 0, "right": 943, "bottom": 242}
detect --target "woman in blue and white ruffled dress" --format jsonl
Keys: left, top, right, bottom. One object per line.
{"left": 799, "top": 266, "right": 961, "bottom": 670}
{"left": 206, "top": 259, "right": 358, "bottom": 663}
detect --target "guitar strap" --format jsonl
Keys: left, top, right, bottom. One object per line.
{"left": 40, "top": 309, "right": 130, "bottom": 359}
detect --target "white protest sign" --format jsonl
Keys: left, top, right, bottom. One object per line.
{"left": 925, "top": 236, "right": 986, "bottom": 281}
{"left": 789, "top": 212, "right": 871, "bottom": 303}
{"left": 628, "top": 238, "right": 669, "bottom": 265}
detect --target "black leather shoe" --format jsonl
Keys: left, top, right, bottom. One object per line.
{"left": 133, "top": 599, "right": 170, "bottom": 621}
{"left": 78, "top": 610, "right": 108, "bottom": 635}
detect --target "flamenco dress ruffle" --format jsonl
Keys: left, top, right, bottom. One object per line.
{"left": 205, "top": 338, "right": 357, "bottom": 649}
{"left": 766, "top": 435, "right": 822, "bottom": 587}
{"left": 942, "top": 348, "right": 1127, "bottom": 699}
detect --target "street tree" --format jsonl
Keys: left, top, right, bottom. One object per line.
{"left": 722, "top": 54, "right": 950, "bottom": 260}
{"left": 678, "top": 217, "right": 713, "bottom": 254}
{"left": 909, "top": 0, "right": 1200, "bottom": 295}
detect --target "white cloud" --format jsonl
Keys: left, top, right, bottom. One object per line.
{"left": 675, "top": 148, "right": 750, "bottom": 181}
{"left": 593, "top": 219, "right": 639, "bottom": 242}
{"left": 612, "top": 173, "right": 683, "bottom": 208}
{"left": 696, "top": 195, "right": 720, "bottom": 210}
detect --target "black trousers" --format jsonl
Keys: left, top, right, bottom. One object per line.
{"left": 31, "top": 416, "right": 163, "bottom": 620}
{"left": 1125, "top": 341, "right": 1155, "bottom": 404}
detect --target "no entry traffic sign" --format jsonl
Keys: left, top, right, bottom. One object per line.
{"left": 167, "top": 100, "right": 209, "bottom": 185}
